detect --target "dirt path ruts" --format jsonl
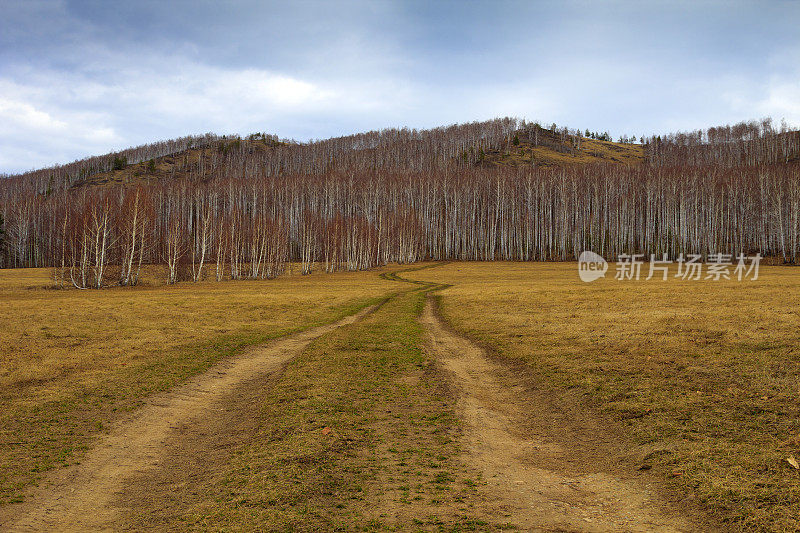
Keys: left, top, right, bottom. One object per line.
{"left": 0, "top": 304, "right": 378, "bottom": 532}
{"left": 421, "top": 298, "right": 704, "bottom": 533}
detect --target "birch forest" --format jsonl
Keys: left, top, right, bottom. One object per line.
{"left": 0, "top": 118, "right": 798, "bottom": 288}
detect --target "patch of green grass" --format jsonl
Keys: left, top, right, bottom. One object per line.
{"left": 138, "top": 287, "right": 514, "bottom": 530}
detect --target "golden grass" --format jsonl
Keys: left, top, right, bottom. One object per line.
{"left": 485, "top": 137, "right": 643, "bottom": 167}
{"left": 0, "top": 266, "right": 398, "bottom": 503}
{"left": 405, "top": 262, "right": 800, "bottom": 531}
{"left": 120, "top": 286, "right": 511, "bottom": 530}
{"left": 5, "top": 260, "right": 799, "bottom": 530}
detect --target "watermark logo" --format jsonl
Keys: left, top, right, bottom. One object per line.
{"left": 578, "top": 251, "right": 762, "bottom": 282}
{"left": 578, "top": 250, "right": 608, "bottom": 282}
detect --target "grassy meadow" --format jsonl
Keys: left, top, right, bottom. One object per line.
{"left": 119, "top": 286, "right": 514, "bottom": 530}
{"left": 406, "top": 262, "right": 800, "bottom": 531}
{"left": 0, "top": 266, "right": 399, "bottom": 504}
{"left": 3, "top": 261, "right": 800, "bottom": 531}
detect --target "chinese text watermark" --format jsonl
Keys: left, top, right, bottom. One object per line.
{"left": 578, "top": 252, "right": 762, "bottom": 283}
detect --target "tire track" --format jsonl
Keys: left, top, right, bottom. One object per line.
{"left": 421, "top": 297, "right": 706, "bottom": 532}
{"left": 0, "top": 304, "right": 379, "bottom": 532}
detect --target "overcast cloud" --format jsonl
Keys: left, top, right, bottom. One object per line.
{"left": 1, "top": 0, "right": 799, "bottom": 173}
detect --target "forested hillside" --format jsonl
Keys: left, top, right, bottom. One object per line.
{"left": 2, "top": 119, "right": 641, "bottom": 194}
{"left": 0, "top": 117, "right": 798, "bottom": 287}
{"left": 645, "top": 118, "right": 800, "bottom": 167}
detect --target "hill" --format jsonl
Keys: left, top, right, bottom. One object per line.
{"left": 2, "top": 117, "right": 799, "bottom": 273}
{"left": 72, "top": 136, "right": 286, "bottom": 189}
{"left": 480, "top": 126, "right": 643, "bottom": 168}
{"left": 75, "top": 124, "right": 644, "bottom": 189}
{"left": 3, "top": 118, "right": 798, "bottom": 196}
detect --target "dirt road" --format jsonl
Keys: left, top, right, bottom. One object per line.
{"left": 421, "top": 298, "right": 706, "bottom": 532}
{"left": 1, "top": 288, "right": 715, "bottom": 531}
{"left": 0, "top": 305, "right": 377, "bottom": 532}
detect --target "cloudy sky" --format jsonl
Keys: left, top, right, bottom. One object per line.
{"left": 1, "top": 0, "right": 799, "bottom": 173}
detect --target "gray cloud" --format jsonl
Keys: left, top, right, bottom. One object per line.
{"left": 1, "top": 0, "right": 799, "bottom": 173}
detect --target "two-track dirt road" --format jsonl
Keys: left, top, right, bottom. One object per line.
{"left": 1, "top": 283, "right": 710, "bottom": 531}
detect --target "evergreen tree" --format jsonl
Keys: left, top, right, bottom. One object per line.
{"left": 112, "top": 156, "right": 128, "bottom": 171}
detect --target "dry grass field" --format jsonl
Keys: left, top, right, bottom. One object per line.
{"left": 483, "top": 135, "right": 644, "bottom": 167}
{"left": 0, "top": 266, "right": 398, "bottom": 505}
{"left": 3, "top": 261, "right": 799, "bottom": 531}
{"left": 117, "top": 286, "right": 515, "bottom": 530}
{"left": 405, "top": 262, "right": 800, "bottom": 531}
